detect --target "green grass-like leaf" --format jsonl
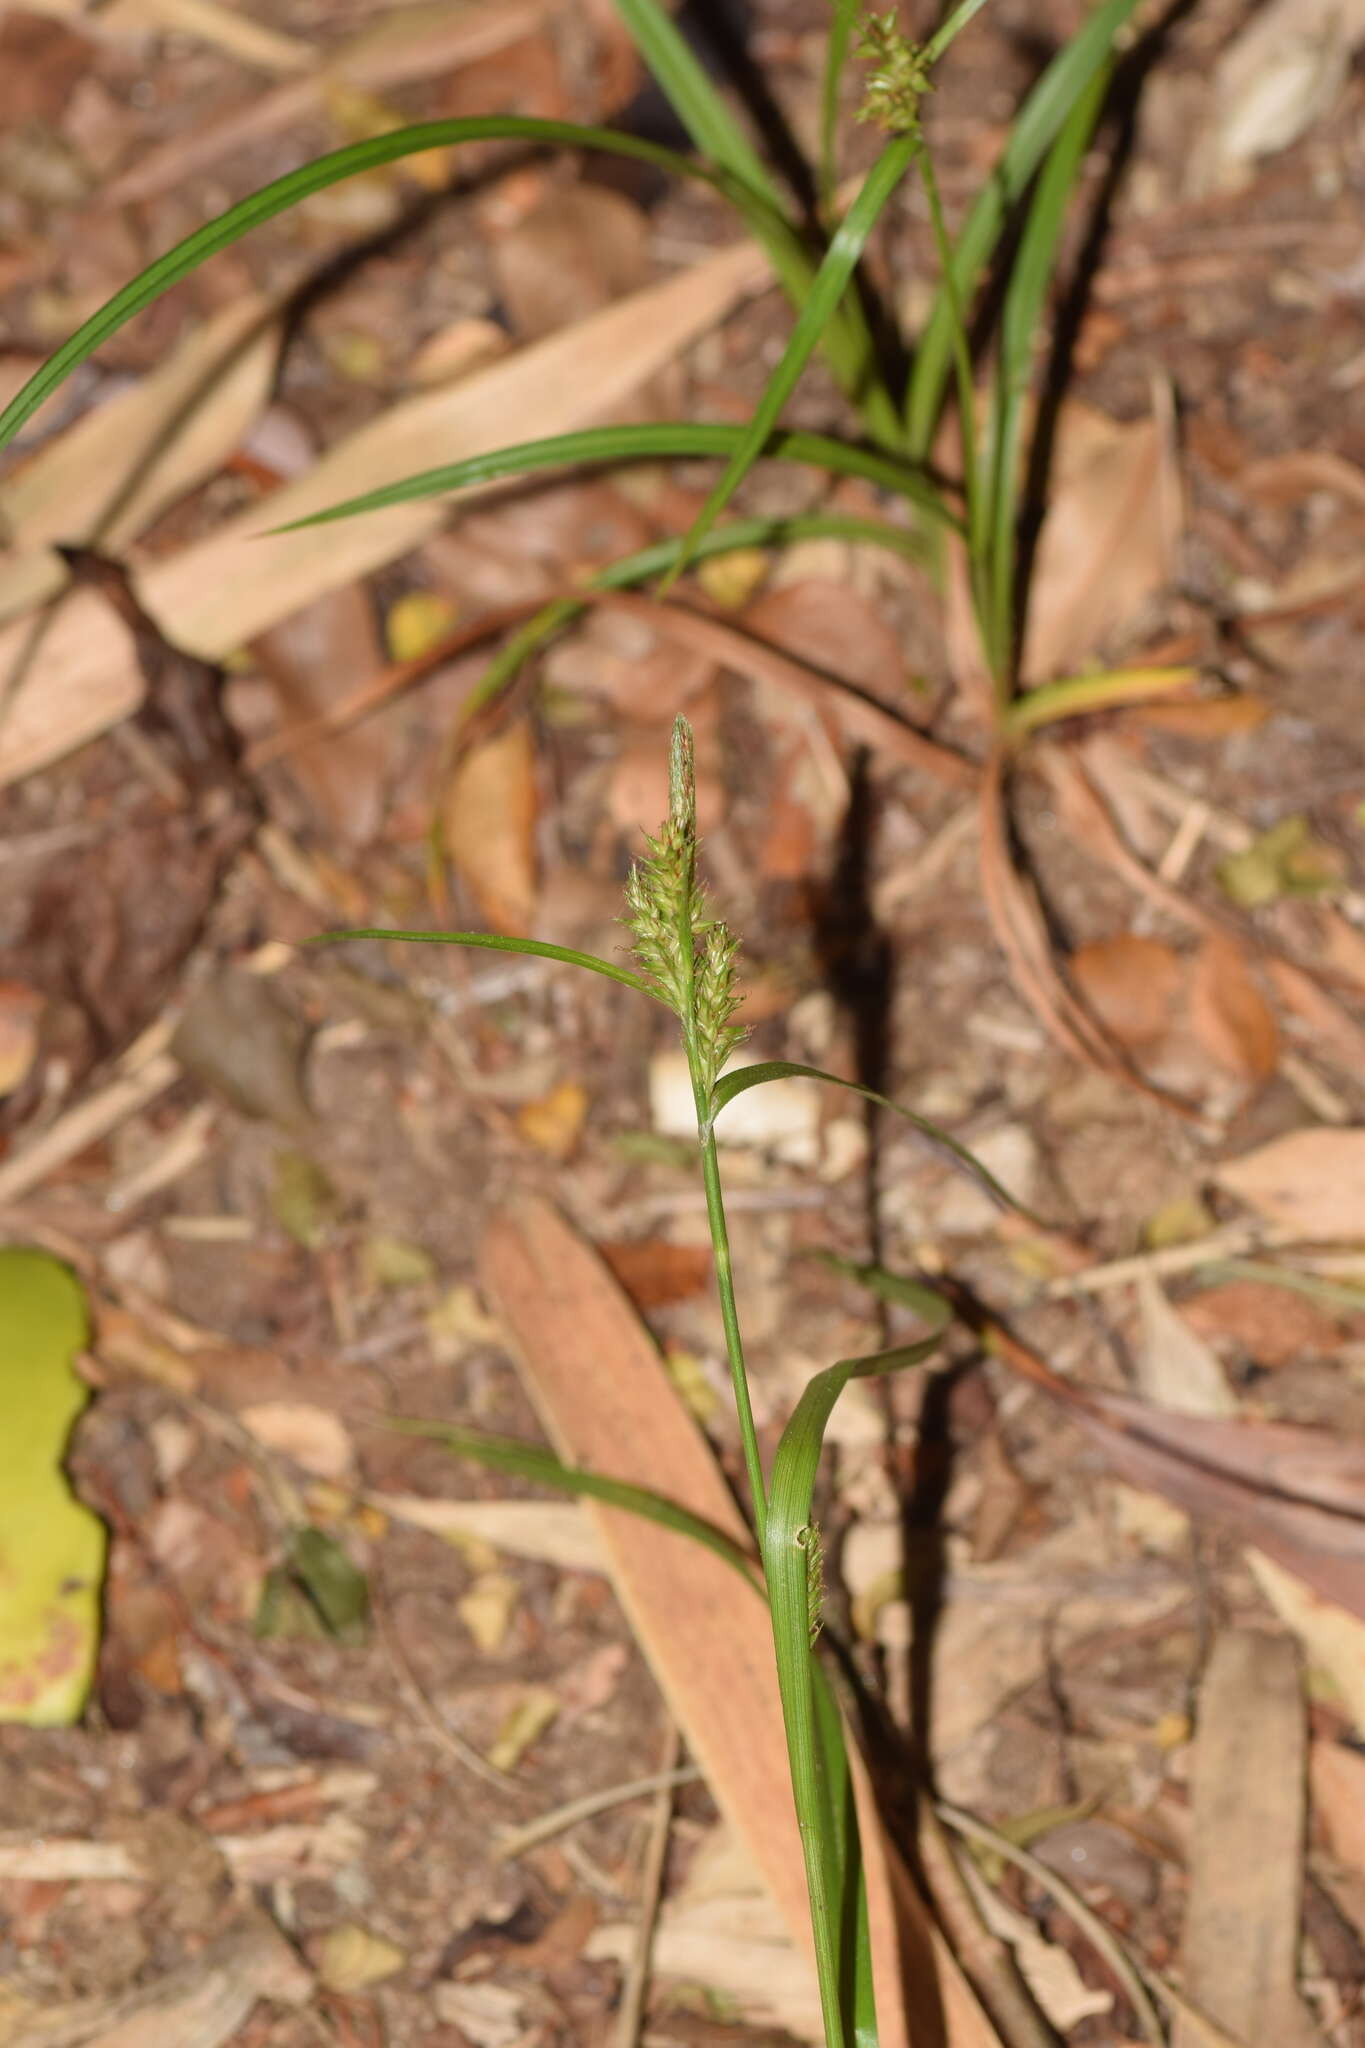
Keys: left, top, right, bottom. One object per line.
{"left": 712, "top": 1059, "right": 1041, "bottom": 1220}
{"left": 663, "top": 134, "right": 920, "bottom": 589}
{"left": 982, "top": 62, "right": 1109, "bottom": 687}
{"left": 306, "top": 926, "right": 656, "bottom": 997}
{"left": 383, "top": 1416, "right": 761, "bottom": 1585}
{"left": 0, "top": 117, "right": 784, "bottom": 456}
{"left": 904, "top": 0, "right": 1140, "bottom": 458}
{"left": 765, "top": 1335, "right": 943, "bottom": 2048}
{"left": 268, "top": 422, "right": 958, "bottom": 536}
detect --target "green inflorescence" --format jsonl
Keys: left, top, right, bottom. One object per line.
{"left": 856, "top": 9, "right": 934, "bottom": 136}
{"left": 624, "top": 718, "right": 747, "bottom": 1103}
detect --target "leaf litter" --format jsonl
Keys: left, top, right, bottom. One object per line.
{"left": 3, "top": 6, "right": 1365, "bottom": 2044}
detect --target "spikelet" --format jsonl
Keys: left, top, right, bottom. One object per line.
{"left": 856, "top": 9, "right": 934, "bottom": 136}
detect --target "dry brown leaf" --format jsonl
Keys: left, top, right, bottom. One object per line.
{"left": 444, "top": 717, "right": 538, "bottom": 933}
{"left": 1182, "top": 1279, "right": 1344, "bottom": 1368}
{"left": 1311, "top": 1737, "right": 1365, "bottom": 1872}
{"left": 1189, "top": 932, "right": 1280, "bottom": 1084}
{"left": 1268, "top": 956, "right": 1365, "bottom": 1077}
{"left": 598, "top": 1238, "right": 713, "bottom": 1309}
{"left": 368, "top": 1492, "right": 602, "bottom": 1573}
{"left": 1249, "top": 1552, "right": 1365, "bottom": 1734}
{"left": 1126, "top": 694, "right": 1272, "bottom": 738}
{"left": 251, "top": 583, "right": 390, "bottom": 844}
{"left": 480, "top": 1196, "right": 1004, "bottom": 2048}
{"left": 987, "top": 1323, "right": 1365, "bottom": 1621}
{"left": 1178, "top": 1631, "right": 1323, "bottom": 2048}
{"left": 1021, "top": 401, "right": 1178, "bottom": 681}
{"left": 1216, "top": 1128, "right": 1365, "bottom": 1241}
{"left": 1069, "top": 934, "right": 1183, "bottom": 1051}
{"left": 492, "top": 184, "right": 650, "bottom": 339}
{"left": 0, "top": 296, "right": 281, "bottom": 626}
{"left": 0, "top": 238, "right": 769, "bottom": 790}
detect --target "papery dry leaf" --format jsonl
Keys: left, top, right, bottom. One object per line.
{"left": 1128, "top": 695, "right": 1272, "bottom": 738}
{"left": 1178, "top": 1632, "right": 1323, "bottom": 2048}
{"left": 1203, "top": 0, "right": 1365, "bottom": 183}
{"left": 1267, "top": 957, "right": 1365, "bottom": 1077}
{"left": 369, "top": 1492, "right": 602, "bottom": 1573}
{"left": 493, "top": 184, "right": 650, "bottom": 339}
{"left": 1070, "top": 934, "right": 1183, "bottom": 1051}
{"left": 1189, "top": 933, "right": 1280, "bottom": 1084}
{"left": 1021, "top": 402, "right": 1177, "bottom": 681}
{"left": 0, "top": 239, "right": 770, "bottom": 789}
{"left": 444, "top": 717, "right": 538, "bottom": 934}
{"left": 1249, "top": 1551, "right": 1365, "bottom": 1734}
{"left": 1216, "top": 1127, "right": 1365, "bottom": 1241}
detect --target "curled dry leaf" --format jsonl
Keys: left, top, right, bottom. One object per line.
{"left": 1069, "top": 933, "right": 1183, "bottom": 1052}
{"left": 1135, "top": 1271, "right": 1237, "bottom": 1417}
{"left": 1215, "top": 1127, "right": 1365, "bottom": 1241}
{"left": 1189, "top": 933, "right": 1281, "bottom": 1085}
{"left": 444, "top": 717, "right": 538, "bottom": 935}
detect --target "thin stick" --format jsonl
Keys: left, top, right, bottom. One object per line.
{"left": 614, "top": 1726, "right": 683, "bottom": 2048}
{"left": 497, "top": 1765, "right": 703, "bottom": 1861}
{"left": 372, "top": 1575, "right": 525, "bottom": 1799}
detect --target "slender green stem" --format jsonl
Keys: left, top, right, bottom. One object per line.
{"left": 696, "top": 1123, "right": 768, "bottom": 1535}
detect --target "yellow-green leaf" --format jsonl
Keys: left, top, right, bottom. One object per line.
{"left": 0, "top": 1248, "right": 105, "bottom": 1724}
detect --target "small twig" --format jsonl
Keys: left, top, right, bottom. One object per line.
{"left": 615, "top": 1725, "right": 683, "bottom": 2048}
{"left": 935, "top": 1801, "right": 1166, "bottom": 2046}
{"left": 1042, "top": 1223, "right": 1296, "bottom": 1298}
{"left": 371, "top": 1571, "right": 526, "bottom": 1800}
{"left": 914, "top": 1795, "right": 1058, "bottom": 2048}
{"left": 497, "top": 1765, "right": 703, "bottom": 1861}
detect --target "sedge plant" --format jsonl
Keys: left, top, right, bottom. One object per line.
{"left": 0, "top": 0, "right": 1185, "bottom": 739}
{"left": 0, "top": 21, "right": 1191, "bottom": 2023}
{"left": 316, "top": 715, "right": 1019, "bottom": 2047}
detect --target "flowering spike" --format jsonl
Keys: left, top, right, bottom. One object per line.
{"left": 623, "top": 717, "right": 747, "bottom": 1103}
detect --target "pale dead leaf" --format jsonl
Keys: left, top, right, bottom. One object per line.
{"left": 970, "top": 1885, "right": 1113, "bottom": 2031}
{"left": 1203, "top": 0, "right": 1365, "bottom": 183}
{"left": 445, "top": 717, "right": 538, "bottom": 933}
{"left": 368, "top": 1492, "right": 602, "bottom": 1574}
{"left": 1135, "top": 1272, "right": 1238, "bottom": 1417}
{"left": 101, "top": 0, "right": 313, "bottom": 70}
{"left": 1178, "top": 1631, "right": 1324, "bottom": 2048}
{"left": 1021, "top": 402, "right": 1177, "bottom": 681}
{"left": 239, "top": 1401, "right": 356, "bottom": 1482}
{"left": 1070, "top": 933, "right": 1183, "bottom": 1051}
{"left": 742, "top": 578, "right": 911, "bottom": 698}
{"left": 1216, "top": 1127, "right": 1365, "bottom": 1241}
{"left": 1249, "top": 1551, "right": 1365, "bottom": 1734}
{"left": 1189, "top": 933, "right": 1280, "bottom": 1084}
{"left": 0, "top": 239, "right": 770, "bottom": 789}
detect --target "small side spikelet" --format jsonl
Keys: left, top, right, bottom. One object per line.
{"left": 856, "top": 9, "right": 933, "bottom": 136}
{"left": 624, "top": 718, "right": 747, "bottom": 1104}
